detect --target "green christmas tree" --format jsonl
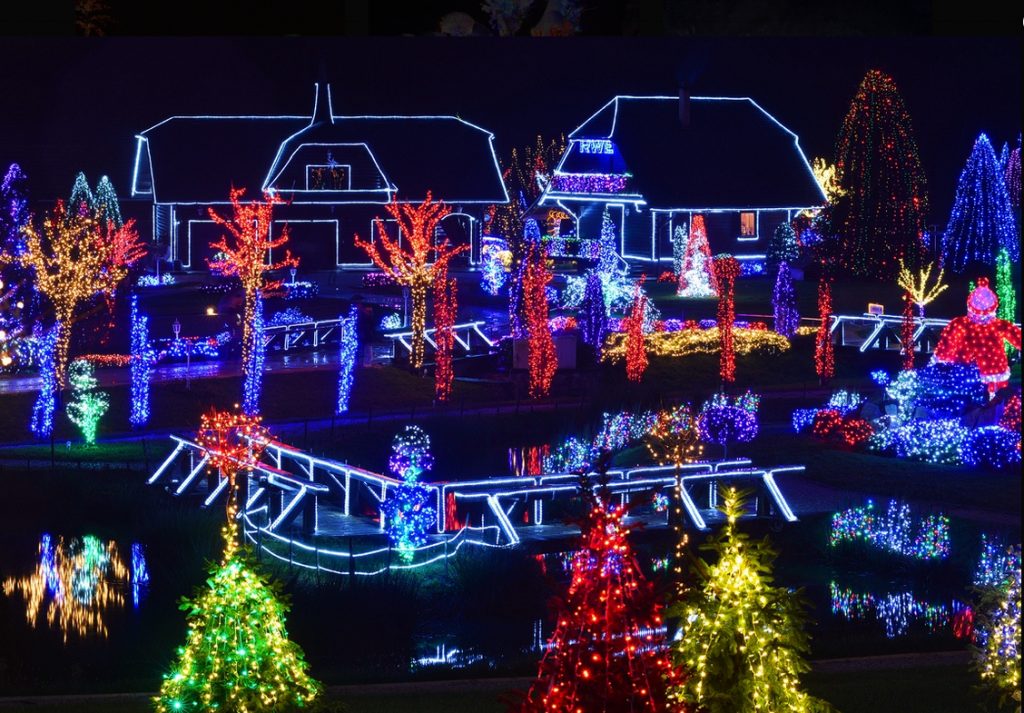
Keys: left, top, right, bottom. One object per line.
{"left": 156, "top": 410, "right": 321, "bottom": 713}
{"left": 94, "top": 175, "right": 123, "bottom": 227}
{"left": 995, "top": 248, "right": 1018, "bottom": 358}
{"left": 65, "top": 360, "right": 109, "bottom": 446}
{"left": 68, "top": 171, "right": 94, "bottom": 216}
{"left": 668, "top": 488, "right": 833, "bottom": 713}
{"left": 767, "top": 222, "right": 799, "bottom": 273}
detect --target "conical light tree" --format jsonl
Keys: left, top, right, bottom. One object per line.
{"left": 355, "top": 192, "right": 466, "bottom": 370}
{"left": 208, "top": 187, "right": 298, "bottom": 412}
{"left": 942, "top": 134, "right": 1019, "bottom": 271}
{"left": 93, "top": 175, "right": 123, "bottom": 227}
{"left": 677, "top": 215, "right": 718, "bottom": 298}
{"left": 828, "top": 70, "right": 928, "bottom": 278}
{"left": 0, "top": 164, "right": 31, "bottom": 311}
{"left": 516, "top": 499, "right": 687, "bottom": 712}
{"left": 668, "top": 488, "right": 833, "bottom": 713}
{"left": 68, "top": 171, "right": 94, "bottom": 216}
{"left": 156, "top": 409, "right": 321, "bottom": 713}
{"left": 767, "top": 222, "right": 799, "bottom": 273}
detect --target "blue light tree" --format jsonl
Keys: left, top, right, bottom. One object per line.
{"left": 93, "top": 175, "right": 123, "bottom": 227}
{"left": 0, "top": 164, "right": 32, "bottom": 315}
{"left": 129, "top": 295, "right": 155, "bottom": 427}
{"left": 941, "top": 134, "right": 1018, "bottom": 272}
{"left": 336, "top": 305, "right": 358, "bottom": 413}
{"left": 68, "top": 171, "right": 94, "bottom": 216}
{"left": 30, "top": 328, "right": 58, "bottom": 438}
{"left": 579, "top": 270, "right": 608, "bottom": 359}
{"left": 381, "top": 425, "right": 437, "bottom": 562}
{"left": 772, "top": 261, "right": 799, "bottom": 338}
{"left": 596, "top": 208, "right": 619, "bottom": 276}
{"left": 509, "top": 219, "right": 541, "bottom": 338}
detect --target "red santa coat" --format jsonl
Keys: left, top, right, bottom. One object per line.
{"left": 934, "top": 316, "right": 1021, "bottom": 386}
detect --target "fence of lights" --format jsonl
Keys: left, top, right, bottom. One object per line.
{"left": 829, "top": 499, "right": 950, "bottom": 560}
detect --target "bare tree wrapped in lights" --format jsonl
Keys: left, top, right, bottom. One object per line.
{"left": 207, "top": 188, "right": 298, "bottom": 413}
{"left": 156, "top": 408, "right": 321, "bottom": 713}
{"left": 668, "top": 488, "right": 834, "bottom": 713}
{"left": 355, "top": 192, "right": 466, "bottom": 370}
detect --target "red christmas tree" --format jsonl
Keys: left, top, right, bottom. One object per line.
{"left": 523, "top": 241, "right": 557, "bottom": 398}
{"left": 514, "top": 501, "right": 687, "bottom": 713}
{"left": 815, "top": 277, "right": 835, "bottom": 381}
{"left": 433, "top": 272, "right": 457, "bottom": 402}
{"left": 625, "top": 279, "right": 648, "bottom": 382}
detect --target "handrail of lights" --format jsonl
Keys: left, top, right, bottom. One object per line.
{"left": 262, "top": 316, "right": 346, "bottom": 351}
{"left": 384, "top": 320, "right": 495, "bottom": 355}
{"left": 829, "top": 312, "right": 1020, "bottom": 355}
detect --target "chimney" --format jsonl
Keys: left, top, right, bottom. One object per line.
{"left": 310, "top": 82, "right": 334, "bottom": 126}
{"left": 678, "top": 84, "right": 690, "bottom": 127}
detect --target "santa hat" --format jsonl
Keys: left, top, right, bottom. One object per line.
{"left": 967, "top": 277, "right": 998, "bottom": 320}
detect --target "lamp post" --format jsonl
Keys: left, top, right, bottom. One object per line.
{"left": 172, "top": 318, "right": 191, "bottom": 390}
{"left": 290, "top": 267, "right": 297, "bottom": 286}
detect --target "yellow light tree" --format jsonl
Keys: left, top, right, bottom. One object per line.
{"left": 897, "top": 258, "right": 947, "bottom": 319}
{"left": 811, "top": 157, "right": 845, "bottom": 204}
{"left": 8, "top": 201, "right": 107, "bottom": 386}
{"left": 355, "top": 192, "right": 468, "bottom": 369}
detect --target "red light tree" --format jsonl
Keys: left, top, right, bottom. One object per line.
{"left": 625, "top": 279, "right": 648, "bottom": 382}
{"left": 815, "top": 277, "right": 835, "bottom": 382}
{"left": 433, "top": 272, "right": 457, "bottom": 402}
{"left": 712, "top": 256, "right": 741, "bottom": 384}
{"left": 827, "top": 70, "right": 928, "bottom": 279}
{"left": 515, "top": 500, "right": 687, "bottom": 712}
{"left": 522, "top": 241, "right": 557, "bottom": 398}
{"left": 97, "top": 217, "right": 146, "bottom": 335}
{"left": 355, "top": 192, "right": 466, "bottom": 370}
{"left": 208, "top": 188, "right": 298, "bottom": 400}
{"left": 900, "top": 294, "right": 915, "bottom": 371}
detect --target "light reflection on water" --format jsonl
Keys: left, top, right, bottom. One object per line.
{"left": 829, "top": 581, "right": 968, "bottom": 639}
{"left": 1, "top": 534, "right": 149, "bottom": 642}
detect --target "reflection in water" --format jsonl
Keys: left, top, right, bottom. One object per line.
{"left": 509, "top": 445, "right": 550, "bottom": 476}
{"left": 829, "top": 581, "right": 966, "bottom": 639}
{"left": 1, "top": 534, "right": 149, "bottom": 642}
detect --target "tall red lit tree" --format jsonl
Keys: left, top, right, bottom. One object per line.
{"left": 208, "top": 188, "right": 298, "bottom": 400}
{"left": 625, "top": 279, "right": 648, "bottom": 382}
{"left": 522, "top": 240, "right": 557, "bottom": 398}
{"left": 355, "top": 192, "right": 466, "bottom": 370}
{"left": 515, "top": 499, "right": 687, "bottom": 712}
{"left": 712, "top": 255, "right": 740, "bottom": 384}
{"left": 815, "top": 277, "right": 835, "bottom": 382}
{"left": 97, "top": 217, "right": 146, "bottom": 334}
{"left": 433, "top": 272, "right": 457, "bottom": 402}
{"left": 827, "top": 70, "right": 928, "bottom": 279}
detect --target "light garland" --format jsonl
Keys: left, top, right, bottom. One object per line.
{"left": 941, "top": 133, "right": 1019, "bottom": 271}
{"left": 65, "top": 359, "right": 109, "bottom": 446}
{"left": 550, "top": 172, "right": 631, "bottom": 193}
{"left": 829, "top": 499, "right": 950, "bottom": 560}
{"left": 355, "top": 192, "right": 466, "bottom": 370}
{"left": 129, "top": 295, "right": 155, "bottom": 428}
{"left": 815, "top": 276, "right": 834, "bottom": 381}
{"left": 433, "top": 273, "right": 457, "bottom": 402}
{"left": 713, "top": 255, "right": 740, "bottom": 383}
{"left": 336, "top": 305, "right": 358, "bottom": 414}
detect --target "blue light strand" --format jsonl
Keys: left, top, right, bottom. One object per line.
{"left": 129, "top": 295, "right": 154, "bottom": 428}
{"left": 941, "top": 133, "right": 1019, "bottom": 271}
{"left": 241, "top": 294, "right": 265, "bottom": 416}
{"left": 336, "top": 305, "right": 358, "bottom": 414}
{"left": 29, "top": 328, "right": 58, "bottom": 438}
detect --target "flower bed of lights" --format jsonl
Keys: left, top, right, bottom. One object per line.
{"left": 830, "top": 499, "right": 950, "bottom": 561}
{"left": 602, "top": 325, "right": 790, "bottom": 362}
{"left": 543, "top": 409, "right": 658, "bottom": 473}
{"left": 361, "top": 271, "right": 396, "bottom": 288}
{"left": 136, "top": 273, "right": 176, "bottom": 287}
{"left": 267, "top": 307, "right": 313, "bottom": 327}
{"left": 379, "top": 312, "right": 403, "bottom": 331}
{"left": 543, "top": 236, "right": 602, "bottom": 260}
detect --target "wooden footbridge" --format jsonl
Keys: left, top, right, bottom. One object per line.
{"left": 147, "top": 436, "right": 801, "bottom": 574}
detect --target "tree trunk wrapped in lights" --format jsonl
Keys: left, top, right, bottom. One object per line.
{"left": 625, "top": 279, "right": 648, "bottom": 382}
{"left": 900, "top": 294, "right": 916, "bottom": 371}
{"left": 433, "top": 272, "right": 457, "bottom": 402}
{"left": 712, "top": 255, "right": 740, "bottom": 384}
{"left": 815, "top": 277, "right": 835, "bottom": 382}
{"left": 668, "top": 488, "right": 834, "bottom": 713}
{"left": 772, "top": 262, "right": 799, "bottom": 339}
{"left": 514, "top": 499, "right": 687, "bottom": 713}
{"left": 522, "top": 239, "right": 557, "bottom": 398}
{"left": 156, "top": 409, "right": 321, "bottom": 713}
{"left": 207, "top": 188, "right": 298, "bottom": 414}
{"left": 355, "top": 192, "right": 466, "bottom": 370}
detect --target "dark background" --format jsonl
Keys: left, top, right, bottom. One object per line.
{"left": 0, "top": 36, "right": 1019, "bottom": 225}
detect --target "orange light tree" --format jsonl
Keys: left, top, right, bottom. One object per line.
{"left": 11, "top": 200, "right": 107, "bottom": 386}
{"left": 207, "top": 188, "right": 298, "bottom": 406}
{"left": 625, "top": 278, "right": 649, "bottom": 382}
{"left": 355, "top": 192, "right": 467, "bottom": 370}
{"left": 522, "top": 240, "right": 557, "bottom": 398}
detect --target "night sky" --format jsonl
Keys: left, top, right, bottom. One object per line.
{"left": 0, "top": 36, "right": 1018, "bottom": 225}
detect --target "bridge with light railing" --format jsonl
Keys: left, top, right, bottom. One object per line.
{"left": 147, "top": 436, "right": 801, "bottom": 574}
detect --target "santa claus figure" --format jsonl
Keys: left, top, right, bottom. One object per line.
{"left": 933, "top": 278, "right": 1021, "bottom": 394}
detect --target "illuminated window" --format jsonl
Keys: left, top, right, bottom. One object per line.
{"left": 306, "top": 164, "right": 350, "bottom": 190}
{"left": 739, "top": 212, "right": 757, "bottom": 237}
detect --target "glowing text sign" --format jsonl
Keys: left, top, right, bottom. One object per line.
{"left": 577, "top": 139, "right": 614, "bottom": 155}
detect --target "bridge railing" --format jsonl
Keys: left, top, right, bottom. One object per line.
{"left": 384, "top": 321, "right": 496, "bottom": 358}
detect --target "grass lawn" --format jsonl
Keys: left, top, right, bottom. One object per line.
{"left": 0, "top": 661, "right": 1010, "bottom": 713}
